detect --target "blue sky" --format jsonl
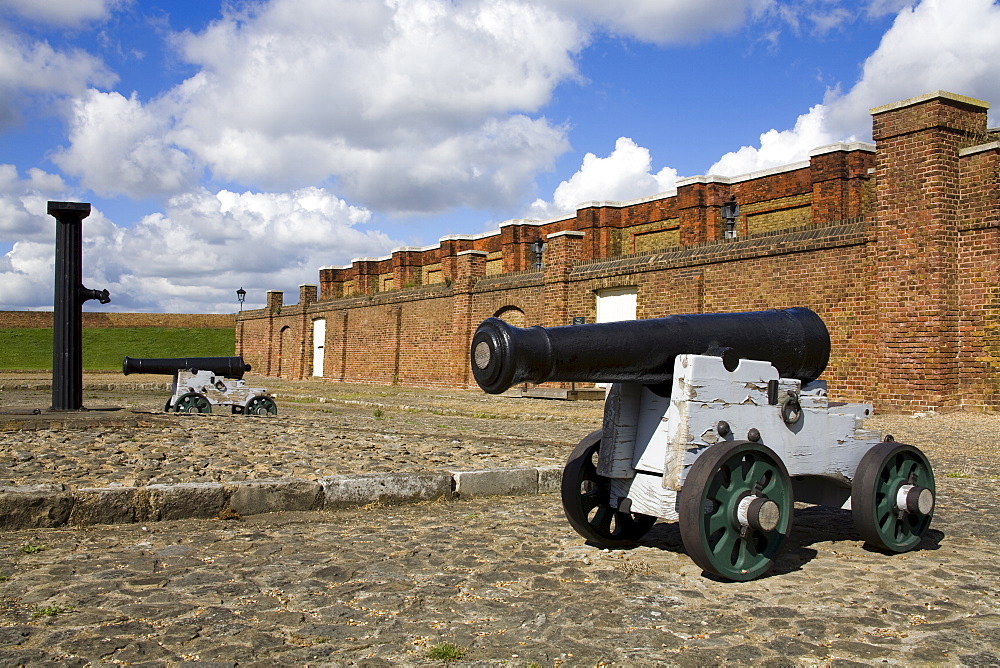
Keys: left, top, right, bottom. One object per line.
{"left": 1, "top": 0, "right": 998, "bottom": 313}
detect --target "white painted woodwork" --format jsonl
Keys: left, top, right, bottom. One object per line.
{"left": 601, "top": 353, "right": 880, "bottom": 520}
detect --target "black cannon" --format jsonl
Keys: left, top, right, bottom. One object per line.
{"left": 469, "top": 308, "right": 935, "bottom": 581}
{"left": 122, "top": 356, "right": 276, "bottom": 415}
{"left": 470, "top": 306, "right": 830, "bottom": 395}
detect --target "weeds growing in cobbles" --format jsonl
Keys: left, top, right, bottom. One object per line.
{"left": 32, "top": 604, "right": 73, "bottom": 618}
{"left": 20, "top": 544, "right": 45, "bottom": 555}
{"left": 426, "top": 641, "right": 465, "bottom": 662}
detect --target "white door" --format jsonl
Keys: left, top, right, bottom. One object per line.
{"left": 596, "top": 287, "right": 637, "bottom": 324}
{"left": 595, "top": 288, "right": 637, "bottom": 388}
{"left": 312, "top": 319, "right": 326, "bottom": 377}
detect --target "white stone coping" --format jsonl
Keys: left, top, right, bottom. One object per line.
{"left": 810, "top": 142, "right": 876, "bottom": 156}
{"left": 959, "top": 140, "right": 1000, "bottom": 157}
{"left": 546, "top": 230, "right": 585, "bottom": 239}
{"left": 870, "top": 90, "right": 990, "bottom": 115}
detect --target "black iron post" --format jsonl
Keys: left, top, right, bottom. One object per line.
{"left": 48, "top": 201, "right": 111, "bottom": 411}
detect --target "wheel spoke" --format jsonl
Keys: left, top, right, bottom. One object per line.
{"left": 709, "top": 527, "right": 739, "bottom": 563}
{"left": 589, "top": 505, "right": 614, "bottom": 534}
{"left": 706, "top": 503, "right": 731, "bottom": 535}
{"left": 579, "top": 490, "right": 602, "bottom": 514}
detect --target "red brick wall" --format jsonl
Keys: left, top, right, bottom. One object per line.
{"left": 238, "top": 91, "right": 999, "bottom": 412}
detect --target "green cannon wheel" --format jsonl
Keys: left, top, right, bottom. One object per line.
{"left": 852, "top": 441, "right": 935, "bottom": 553}
{"left": 173, "top": 392, "right": 211, "bottom": 414}
{"left": 245, "top": 396, "right": 278, "bottom": 416}
{"left": 560, "top": 430, "right": 656, "bottom": 547}
{"left": 679, "top": 440, "right": 794, "bottom": 581}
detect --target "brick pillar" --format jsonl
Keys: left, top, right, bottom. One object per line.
{"left": 450, "top": 250, "right": 488, "bottom": 386}
{"left": 264, "top": 291, "right": 283, "bottom": 376}
{"left": 353, "top": 259, "right": 379, "bottom": 294}
{"left": 542, "top": 231, "right": 584, "bottom": 327}
{"left": 297, "top": 285, "right": 317, "bottom": 380}
{"left": 676, "top": 177, "right": 731, "bottom": 245}
{"left": 392, "top": 249, "right": 424, "bottom": 289}
{"left": 809, "top": 143, "right": 876, "bottom": 224}
{"left": 500, "top": 222, "right": 543, "bottom": 273}
{"left": 872, "top": 91, "right": 990, "bottom": 410}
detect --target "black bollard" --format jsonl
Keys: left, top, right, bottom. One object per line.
{"left": 48, "top": 201, "right": 111, "bottom": 411}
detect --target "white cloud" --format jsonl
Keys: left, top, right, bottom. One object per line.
{"left": 52, "top": 90, "right": 200, "bottom": 198}
{"left": 0, "top": 162, "right": 396, "bottom": 311}
{"left": 0, "top": 25, "right": 116, "bottom": 129}
{"left": 0, "top": 241, "right": 55, "bottom": 308}
{"left": 707, "top": 0, "right": 1000, "bottom": 177}
{"left": 0, "top": 0, "right": 128, "bottom": 26}
{"left": 541, "top": 0, "right": 774, "bottom": 44}
{"left": 709, "top": 103, "right": 833, "bottom": 176}
{"left": 80, "top": 187, "right": 395, "bottom": 313}
{"left": 0, "top": 164, "right": 69, "bottom": 240}
{"left": 528, "top": 137, "right": 678, "bottom": 219}
{"left": 51, "top": 0, "right": 584, "bottom": 212}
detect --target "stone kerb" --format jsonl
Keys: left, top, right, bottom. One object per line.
{"left": 0, "top": 467, "right": 564, "bottom": 530}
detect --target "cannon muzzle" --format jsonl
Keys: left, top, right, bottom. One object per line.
{"left": 470, "top": 307, "right": 830, "bottom": 395}
{"left": 122, "top": 356, "right": 251, "bottom": 379}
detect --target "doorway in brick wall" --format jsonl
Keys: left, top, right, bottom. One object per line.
{"left": 595, "top": 287, "right": 637, "bottom": 389}
{"left": 312, "top": 318, "right": 326, "bottom": 377}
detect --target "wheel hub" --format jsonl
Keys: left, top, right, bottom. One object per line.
{"left": 896, "top": 484, "right": 934, "bottom": 516}
{"left": 737, "top": 494, "right": 781, "bottom": 532}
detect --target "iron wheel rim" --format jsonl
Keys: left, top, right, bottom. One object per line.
{"left": 245, "top": 396, "right": 278, "bottom": 416}
{"left": 679, "top": 440, "right": 793, "bottom": 581}
{"left": 560, "top": 430, "right": 656, "bottom": 547}
{"left": 852, "top": 442, "right": 934, "bottom": 552}
{"left": 174, "top": 392, "right": 211, "bottom": 414}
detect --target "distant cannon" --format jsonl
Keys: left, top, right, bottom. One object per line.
{"left": 122, "top": 356, "right": 277, "bottom": 415}
{"left": 470, "top": 308, "right": 935, "bottom": 581}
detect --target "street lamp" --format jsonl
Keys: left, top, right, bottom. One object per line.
{"left": 531, "top": 239, "right": 545, "bottom": 270}
{"left": 721, "top": 197, "right": 740, "bottom": 240}
{"left": 236, "top": 287, "right": 246, "bottom": 311}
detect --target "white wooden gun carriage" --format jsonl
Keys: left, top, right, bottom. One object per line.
{"left": 471, "top": 308, "right": 935, "bottom": 581}
{"left": 122, "top": 356, "right": 277, "bottom": 415}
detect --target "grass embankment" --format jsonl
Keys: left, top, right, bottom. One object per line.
{"left": 0, "top": 328, "right": 234, "bottom": 371}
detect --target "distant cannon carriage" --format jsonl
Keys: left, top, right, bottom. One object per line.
{"left": 470, "top": 308, "right": 935, "bottom": 581}
{"left": 122, "top": 356, "right": 277, "bottom": 415}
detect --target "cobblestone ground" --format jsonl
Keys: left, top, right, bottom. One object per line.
{"left": 0, "top": 374, "right": 998, "bottom": 666}
{"left": 0, "top": 477, "right": 997, "bottom": 666}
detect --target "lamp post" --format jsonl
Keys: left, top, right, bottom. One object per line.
{"left": 721, "top": 197, "right": 740, "bottom": 240}
{"left": 237, "top": 287, "right": 246, "bottom": 312}
{"left": 531, "top": 239, "right": 545, "bottom": 270}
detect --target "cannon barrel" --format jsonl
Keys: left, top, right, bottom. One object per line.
{"left": 470, "top": 307, "right": 830, "bottom": 395}
{"left": 122, "top": 356, "right": 251, "bottom": 379}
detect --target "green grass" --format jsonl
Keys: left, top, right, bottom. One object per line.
{"left": 0, "top": 328, "right": 234, "bottom": 371}
{"left": 32, "top": 604, "right": 73, "bottom": 618}
{"left": 426, "top": 642, "right": 465, "bottom": 662}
